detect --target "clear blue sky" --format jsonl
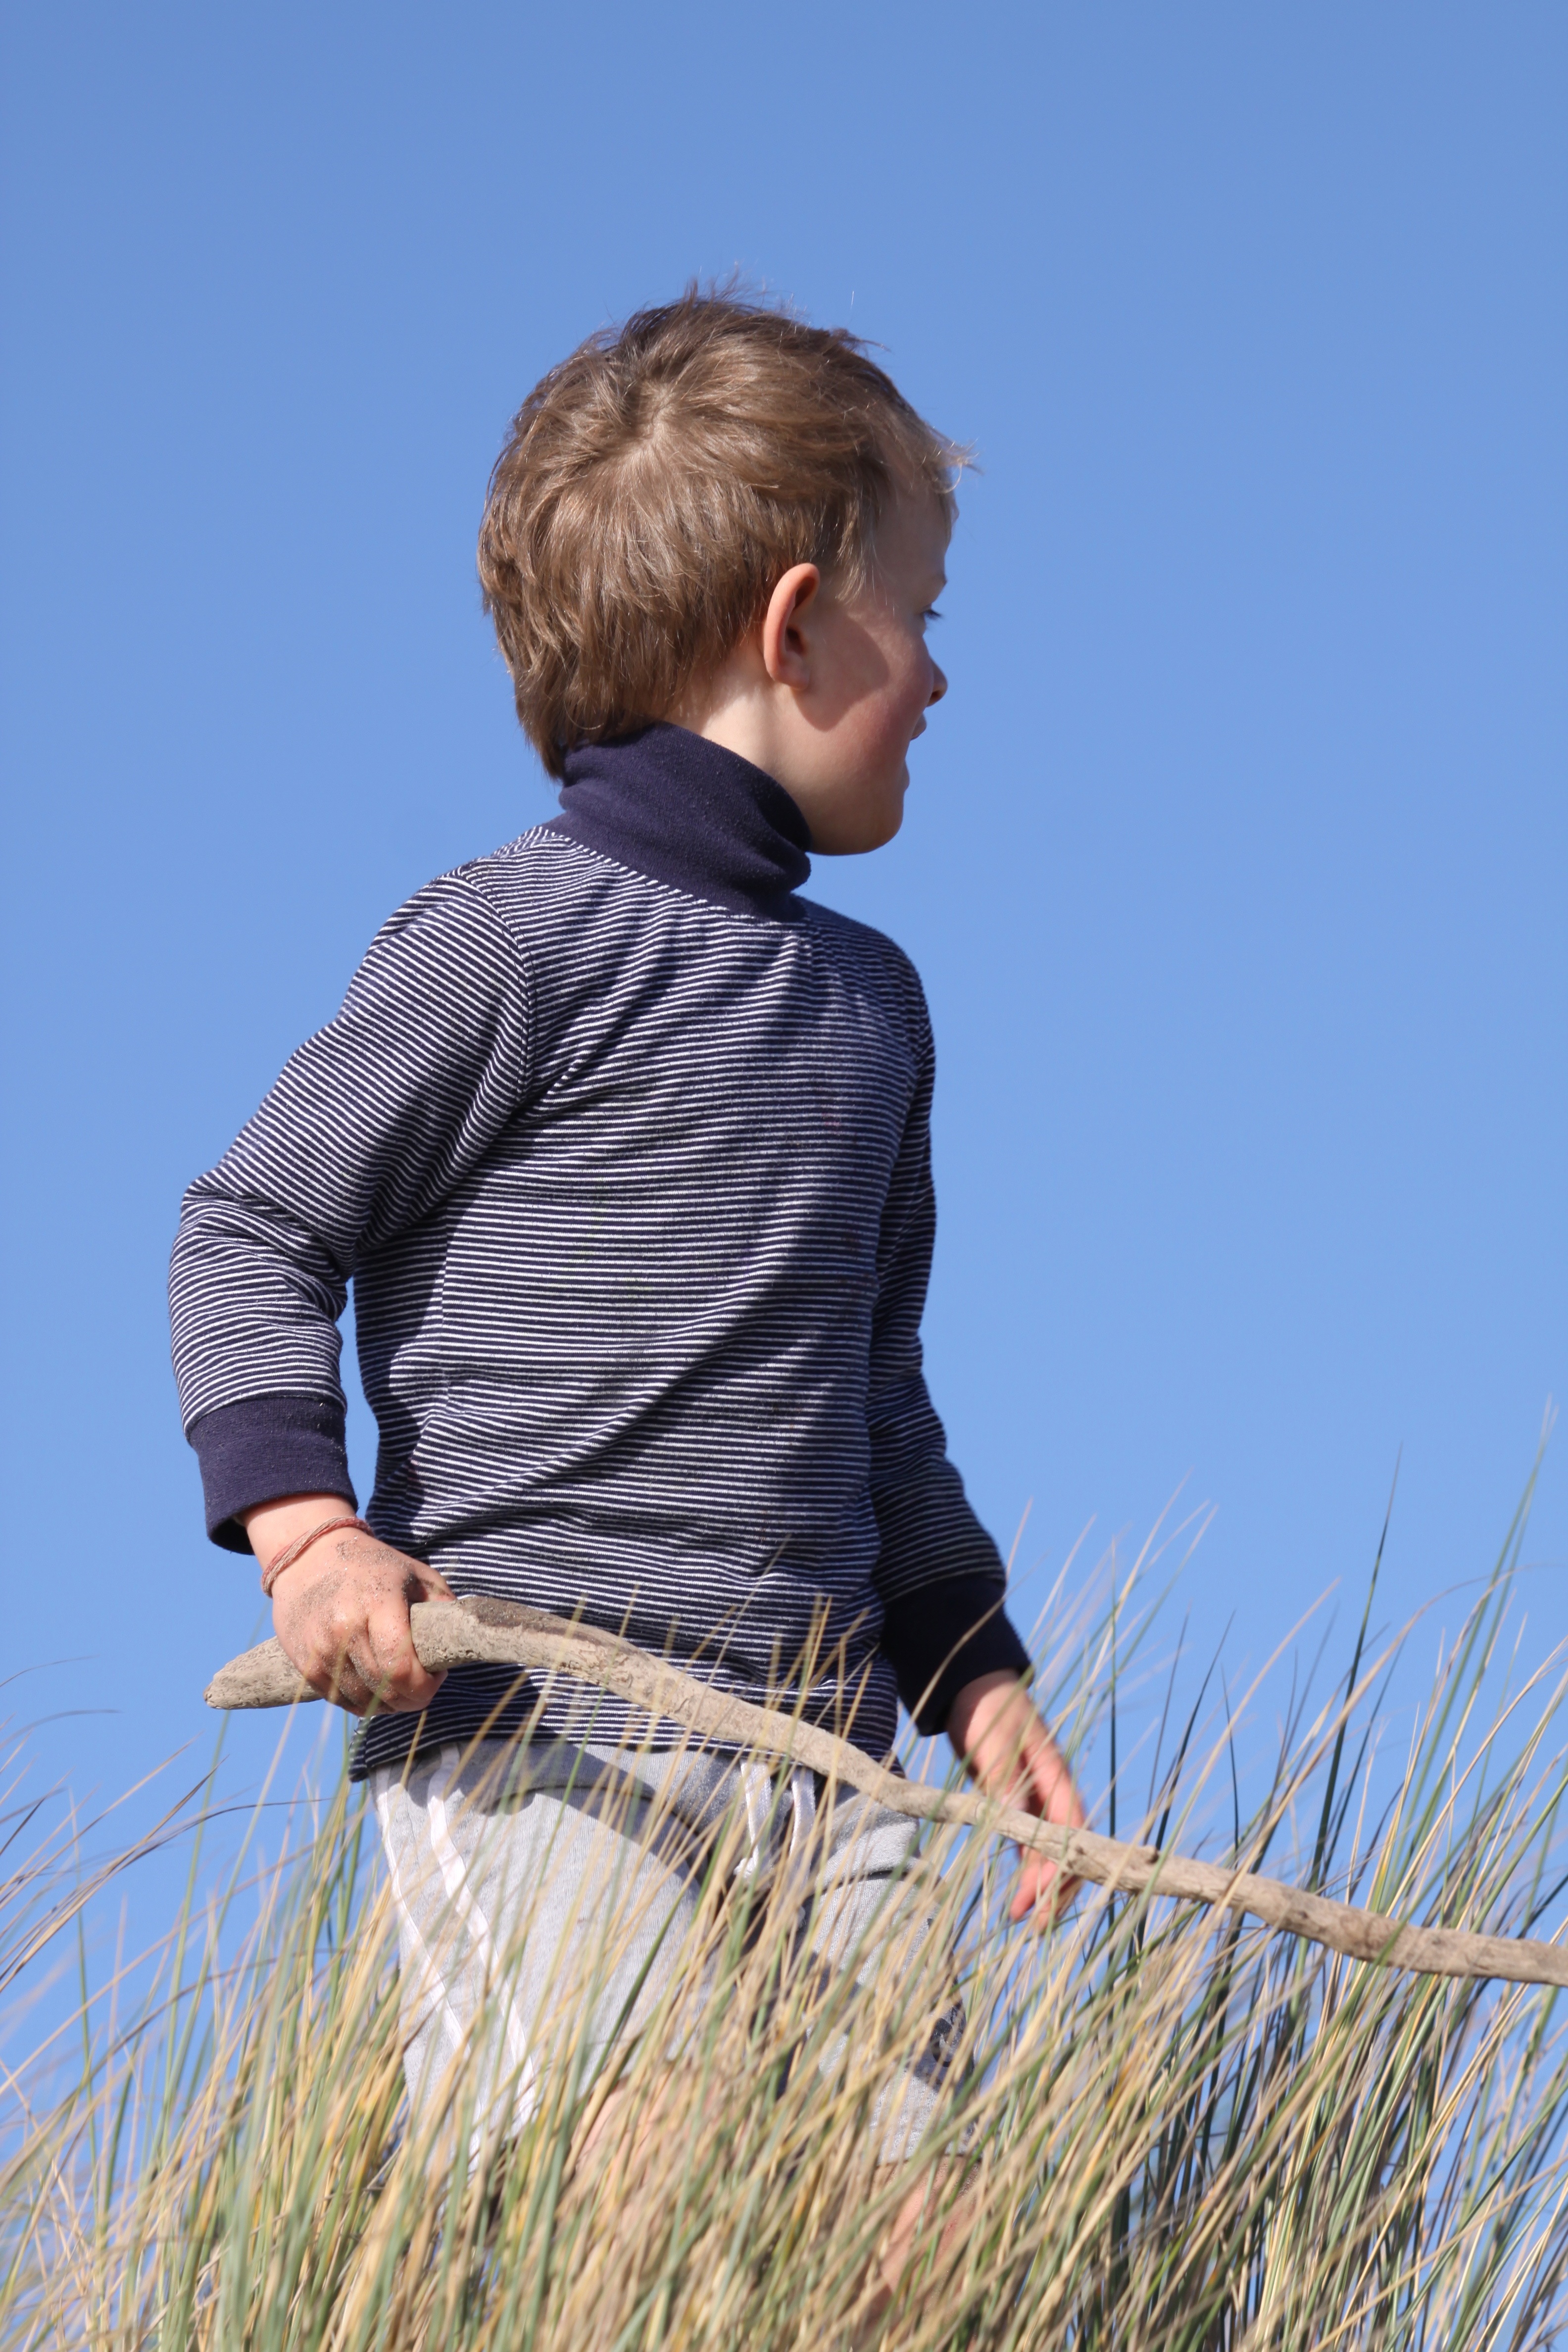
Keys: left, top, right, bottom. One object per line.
{"left": 2, "top": 4, "right": 1563, "bottom": 1854}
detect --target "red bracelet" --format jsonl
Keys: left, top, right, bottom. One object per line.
{"left": 260, "top": 1514, "right": 376, "bottom": 1598}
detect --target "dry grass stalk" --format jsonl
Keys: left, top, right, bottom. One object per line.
{"left": 5, "top": 1532, "right": 1568, "bottom": 2348}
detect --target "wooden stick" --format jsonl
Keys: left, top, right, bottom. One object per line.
{"left": 205, "top": 1595, "right": 1568, "bottom": 1991}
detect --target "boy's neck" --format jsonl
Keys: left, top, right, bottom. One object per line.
{"left": 548, "top": 724, "right": 812, "bottom": 921}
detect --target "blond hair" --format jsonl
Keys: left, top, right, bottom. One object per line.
{"left": 477, "top": 290, "right": 961, "bottom": 777}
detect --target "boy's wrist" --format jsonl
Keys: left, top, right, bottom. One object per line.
{"left": 945, "top": 1668, "right": 1030, "bottom": 1762}
{"left": 240, "top": 1490, "right": 357, "bottom": 1567}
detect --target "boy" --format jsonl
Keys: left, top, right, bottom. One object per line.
{"left": 170, "top": 291, "right": 1084, "bottom": 2270}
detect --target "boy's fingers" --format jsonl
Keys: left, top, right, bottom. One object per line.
{"left": 270, "top": 1608, "right": 366, "bottom": 1712}
{"left": 1010, "top": 1851, "right": 1081, "bottom": 1925}
{"left": 291, "top": 1644, "right": 374, "bottom": 1715}
{"left": 362, "top": 1593, "right": 447, "bottom": 1711}
{"left": 280, "top": 1618, "right": 408, "bottom": 1716}
{"left": 1026, "top": 1742, "right": 1086, "bottom": 1828}
{"left": 1012, "top": 1870, "right": 1049, "bottom": 1924}
{"left": 270, "top": 1542, "right": 452, "bottom": 1715}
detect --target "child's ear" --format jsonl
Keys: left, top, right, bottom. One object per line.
{"left": 760, "top": 563, "right": 821, "bottom": 689}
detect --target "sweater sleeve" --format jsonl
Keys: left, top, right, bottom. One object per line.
{"left": 867, "top": 1002, "right": 1032, "bottom": 1736}
{"left": 169, "top": 875, "right": 533, "bottom": 1550}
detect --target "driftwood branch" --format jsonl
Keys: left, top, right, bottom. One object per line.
{"left": 205, "top": 1595, "right": 1568, "bottom": 1992}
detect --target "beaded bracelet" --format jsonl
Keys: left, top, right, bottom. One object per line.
{"left": 260, "top": 1514, "right": 375, "bottom": 1598}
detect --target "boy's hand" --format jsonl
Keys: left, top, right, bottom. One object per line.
{"left": 946, "top": 1671, "right": 1087, "bottom": 1923}
{"left": 241, "top": 1493, "right": 457, "bottom": 1715}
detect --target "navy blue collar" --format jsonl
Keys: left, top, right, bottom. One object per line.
{"left": 547, "top": 724, "right": 812, "bottom": 920}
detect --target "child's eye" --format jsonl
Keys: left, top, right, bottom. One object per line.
{"left": 922, "top": 606, "right": 943, "bottom": 625}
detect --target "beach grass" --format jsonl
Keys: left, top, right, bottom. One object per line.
{"left": 4, "top": 1504, "right": 1568, "bottom": 2350}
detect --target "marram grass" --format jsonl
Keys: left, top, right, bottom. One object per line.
{"left": 6, "top": 1532, "right": 1568, "bottom": 2349}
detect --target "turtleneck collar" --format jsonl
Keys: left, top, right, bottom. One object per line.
{"left": 546, "top": 723, "right": 812, "bottom": 920}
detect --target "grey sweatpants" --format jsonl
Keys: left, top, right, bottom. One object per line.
{"left": 371, "top": 1737, "right": 965, "bottom": 2164}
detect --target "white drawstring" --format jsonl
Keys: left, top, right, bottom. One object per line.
{"left": 732, "top": 1760, "right": 775, "bottom": 1879}
{"left": 732, "top": 1761, "right": 818, "bottom": 1877}
{"left": 787, "top": 1765, "right": 817, "bottom": 1857}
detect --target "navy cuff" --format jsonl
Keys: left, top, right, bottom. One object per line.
{"left": 188, "top": 1393, "right": 355, "bottom": 1554}
{"left": 879, "top": 1577, "right": 1033, "bottom": 1737}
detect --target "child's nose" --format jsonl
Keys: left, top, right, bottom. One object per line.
{"left": 927, "top": 661, "right": 948, "bottom": 706}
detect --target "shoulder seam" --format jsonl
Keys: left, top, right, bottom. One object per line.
{"left": 418, "top": 867, "right": 539, "bottom": 1112}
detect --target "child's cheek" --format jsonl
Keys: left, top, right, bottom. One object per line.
{"left": 865, "top": 690, "right": 915, "bottom": 774}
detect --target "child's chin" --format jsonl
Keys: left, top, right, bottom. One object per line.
{"left": 865, "top": 801, "right": 905, "bottom": 851}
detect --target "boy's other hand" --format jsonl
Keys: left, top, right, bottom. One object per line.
{"left": 241, "top": 1494, "right": 457, "bottom": 1715}
{"left": 946, "top": 1671, "right": 1087, "bottom": 1924}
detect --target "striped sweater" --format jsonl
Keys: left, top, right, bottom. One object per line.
{"left": 169, "top": 724, "right": 1030, "bottom": 1777}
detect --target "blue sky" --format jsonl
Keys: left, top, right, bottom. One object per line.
{"left": 1, "top": 3, "right": 1563, "bottom": 1886}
